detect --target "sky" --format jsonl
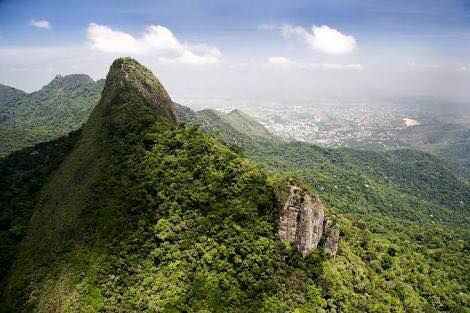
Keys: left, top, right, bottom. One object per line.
{"left": 1, "top": 0, "right": 470, "bottom": 102}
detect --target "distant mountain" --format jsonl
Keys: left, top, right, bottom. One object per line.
{"left": 0, "top": 84, "right": 27, "bottom": 123}
{"left": 175, "top": 106, "right": 274, "bottom": 147}
{"left": 226, "top": 109, "right": 272, "bottom": 138}
{"left": 398, "top": 122, "right": 470, "bottom": 170}
{"left": 0, "top": 75, "right": 104, "bottom": 157}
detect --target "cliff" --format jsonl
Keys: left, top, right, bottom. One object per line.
{"left": 278, "top": 182, "right": 339, "bottom": 257}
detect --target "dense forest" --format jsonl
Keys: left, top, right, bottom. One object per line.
{"left": 0, "top": 58, "right": 468, "bottom": 312}
{"left": 0, "top": 75, "right": 103, "bottom": 157}
{"left": 178, "top": 106, "right": 470, "bottom": 312}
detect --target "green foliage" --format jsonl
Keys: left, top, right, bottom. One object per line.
{"left": 189, "top": 107, "right": 470, "bottom": 311}
{"left": 0, "top": 131, "right": 80, "bottom": 287}
{"left": 0, "top": 84, "right": 26, "bottom": 122}
{"left": 244, "top": 139, "right": 469, "bottom": 226}
{"left": 1, "top": 59, "right": 469, "bottom": 312}
{"left": 398, "top": 122, "right": 470, "bottom": 171}
{"left": 0, "top": 75, "right": 104, "bottom": 157}
{"left": 220, "top": 141, "right": 470, "bottom": 311}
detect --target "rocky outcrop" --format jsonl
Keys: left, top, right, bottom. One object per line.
{"left": 323, "top": 218, "right": 340, "bottom": 258}
{"left": 278, "top": 185, "right": 325, "bottom": 256}
{"left": 104, "top": 58, "right": 178, "bottom": 124}
{"left": 278, "top": 184, "right": 339, "bottom": 257}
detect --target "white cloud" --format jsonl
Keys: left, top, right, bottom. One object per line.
{"left": 87, "top": 23, "right": 145, "bottom": 54}
{"left": 266, "top": 56, "right": 363, "bottom": 71}
{"left": 142, "top": 25, "right": 185, "bottom": 55}
{"left": 458, "top": 65, "right": 470, "bottom": 72}
{"left": 406, "top": 61, "right": 440, "bottom": 71}
{"left": 281, "top": 24, "right": 357, "bottom": 55}
{"left": 268, "top": 56, "right": 293, "bottom": 65}
{"left": 86, "top": 23, "right": 221, "bottom": 65}
{"left": 159, "top": 50, "right": 221, "bottom": 65}
{"left": 30, "top": 19, "right": 51, "bottom": 30}
{"left": 321, "top": 63, "right": 363, "bottom": 70}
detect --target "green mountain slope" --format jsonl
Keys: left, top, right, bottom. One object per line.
{"left": 246, "top": 141, "right": 470, "bottom": 311}
{"left": 226, "top": 109, "right": 272, "bottom": 138}
{"left": 1, "top": 59, "right": 469, "bottom": 312}
{"left": 185, "top": 108, "right": 469, "bottom": 225}
{"left": 1, "top": 58, "right": 313, "bottom": 312}
{"left": 0, "top": 75, "right": 104, "bottom": 157}
{"left": 180, "top": 108, "right": 275, "bottom": 148}
{"left": 0, "top": 131, "right": 81, "bottom": 287}
{"left": 180, "top": 105, "right": 470, "bottom": 311}
{"left": 0, "top": 84, "right": 27, "bottom": 123}
{"left": 398, "top": 122, "right": 470, "bottom": 170}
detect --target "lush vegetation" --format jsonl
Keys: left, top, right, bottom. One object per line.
{"left": 398, "top": 122, "right": 470, "bottom": 172}
{"left": 1, "top": 59, "right": 469, "bottom": 312}
{"left": 0, "top": 75, "right": 104, "bottom": 157}
{"left": 0, "top": 58, "right": 310, "bottom": 312}
{"left": 183, "top": 107, "right": 470, "bottom": 312}
{"left": 191, "top": 108, "right": 274, "bottom": 147}
{"left": 0, "top": 84, "right": 26, "bottom": 122}
{"left": 0, "top": 131, "right": 81, "bottom": 288}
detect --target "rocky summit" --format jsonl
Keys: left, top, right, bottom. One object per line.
{"left": 104, "top": 57, "right": 178, "bottom": 124}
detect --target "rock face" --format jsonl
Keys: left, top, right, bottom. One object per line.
{"left": 278, "top": 184, "right": 339, "bottom": 257}
{"left": 278, "top": 185, "right": 325, "bottom": 257}
{"left": 104, "top": 58, "right": 178, "bottom": 124}
{"left": 323, "top": 219, "right": 340, "bottom": 258}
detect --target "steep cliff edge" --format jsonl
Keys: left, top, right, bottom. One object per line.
{"left": 277, "top": 182, "right": 339, "bottom": 257}
{"left": 323, "top": 218, "right": 340, "bottom": 258}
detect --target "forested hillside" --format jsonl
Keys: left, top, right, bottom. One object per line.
{"left": 398, "top": 122, "right": 470, "bottom": 170}
{"left": 0, "top": 58, "right": 327, "bottom": 312}
{"left": 179, "top": 106, "right": 470, "bottom": 312}
{"left": 0, "top": 131, "right": 81, "bottom": 286}
{"left": 0, "top": 75, "right": 104, "bottom": 157}
{"left": 0, "top": 84, "right": 26, "bottom": 122}
{"left": 0, "top": 59, "right": 468, "bottom": 312}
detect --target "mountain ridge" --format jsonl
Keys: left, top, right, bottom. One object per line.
{"left": 0, "top": 73, "right": 104, "bottom": 157}
{"left": 2, "top": 58, "right": 300, "bottom": 312}
{"left": 0, "top": 58, "right": 469, "bottom": 312}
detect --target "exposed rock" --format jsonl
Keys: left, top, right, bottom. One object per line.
{"left": 278, "top": 183, "right": 340, "bottom": 257}
{"left": 104, "top": 58, "right": 178, "bottom": 124}
{"left": 278, "top": 185, "right": 325, "bottom": 256}
{"left": 323, "top": 219, "right": 340, "bottom": 258}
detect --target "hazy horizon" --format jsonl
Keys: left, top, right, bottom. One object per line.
{"left": 2, "top": 0, "right": 470, "bottom": 102}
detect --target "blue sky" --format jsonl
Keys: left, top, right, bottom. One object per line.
{"left": 1, "top": 0, "right": 470, "bottom": 101}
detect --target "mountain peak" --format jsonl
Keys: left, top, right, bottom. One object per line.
{"left": 45, "top": 74, "right": 95, "bottom": 90}
{"left": 103, "top": 57, "right": 178, "bottom": 123}
{"left": 228, "top": 108, "right": 242, "bottom": 115}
